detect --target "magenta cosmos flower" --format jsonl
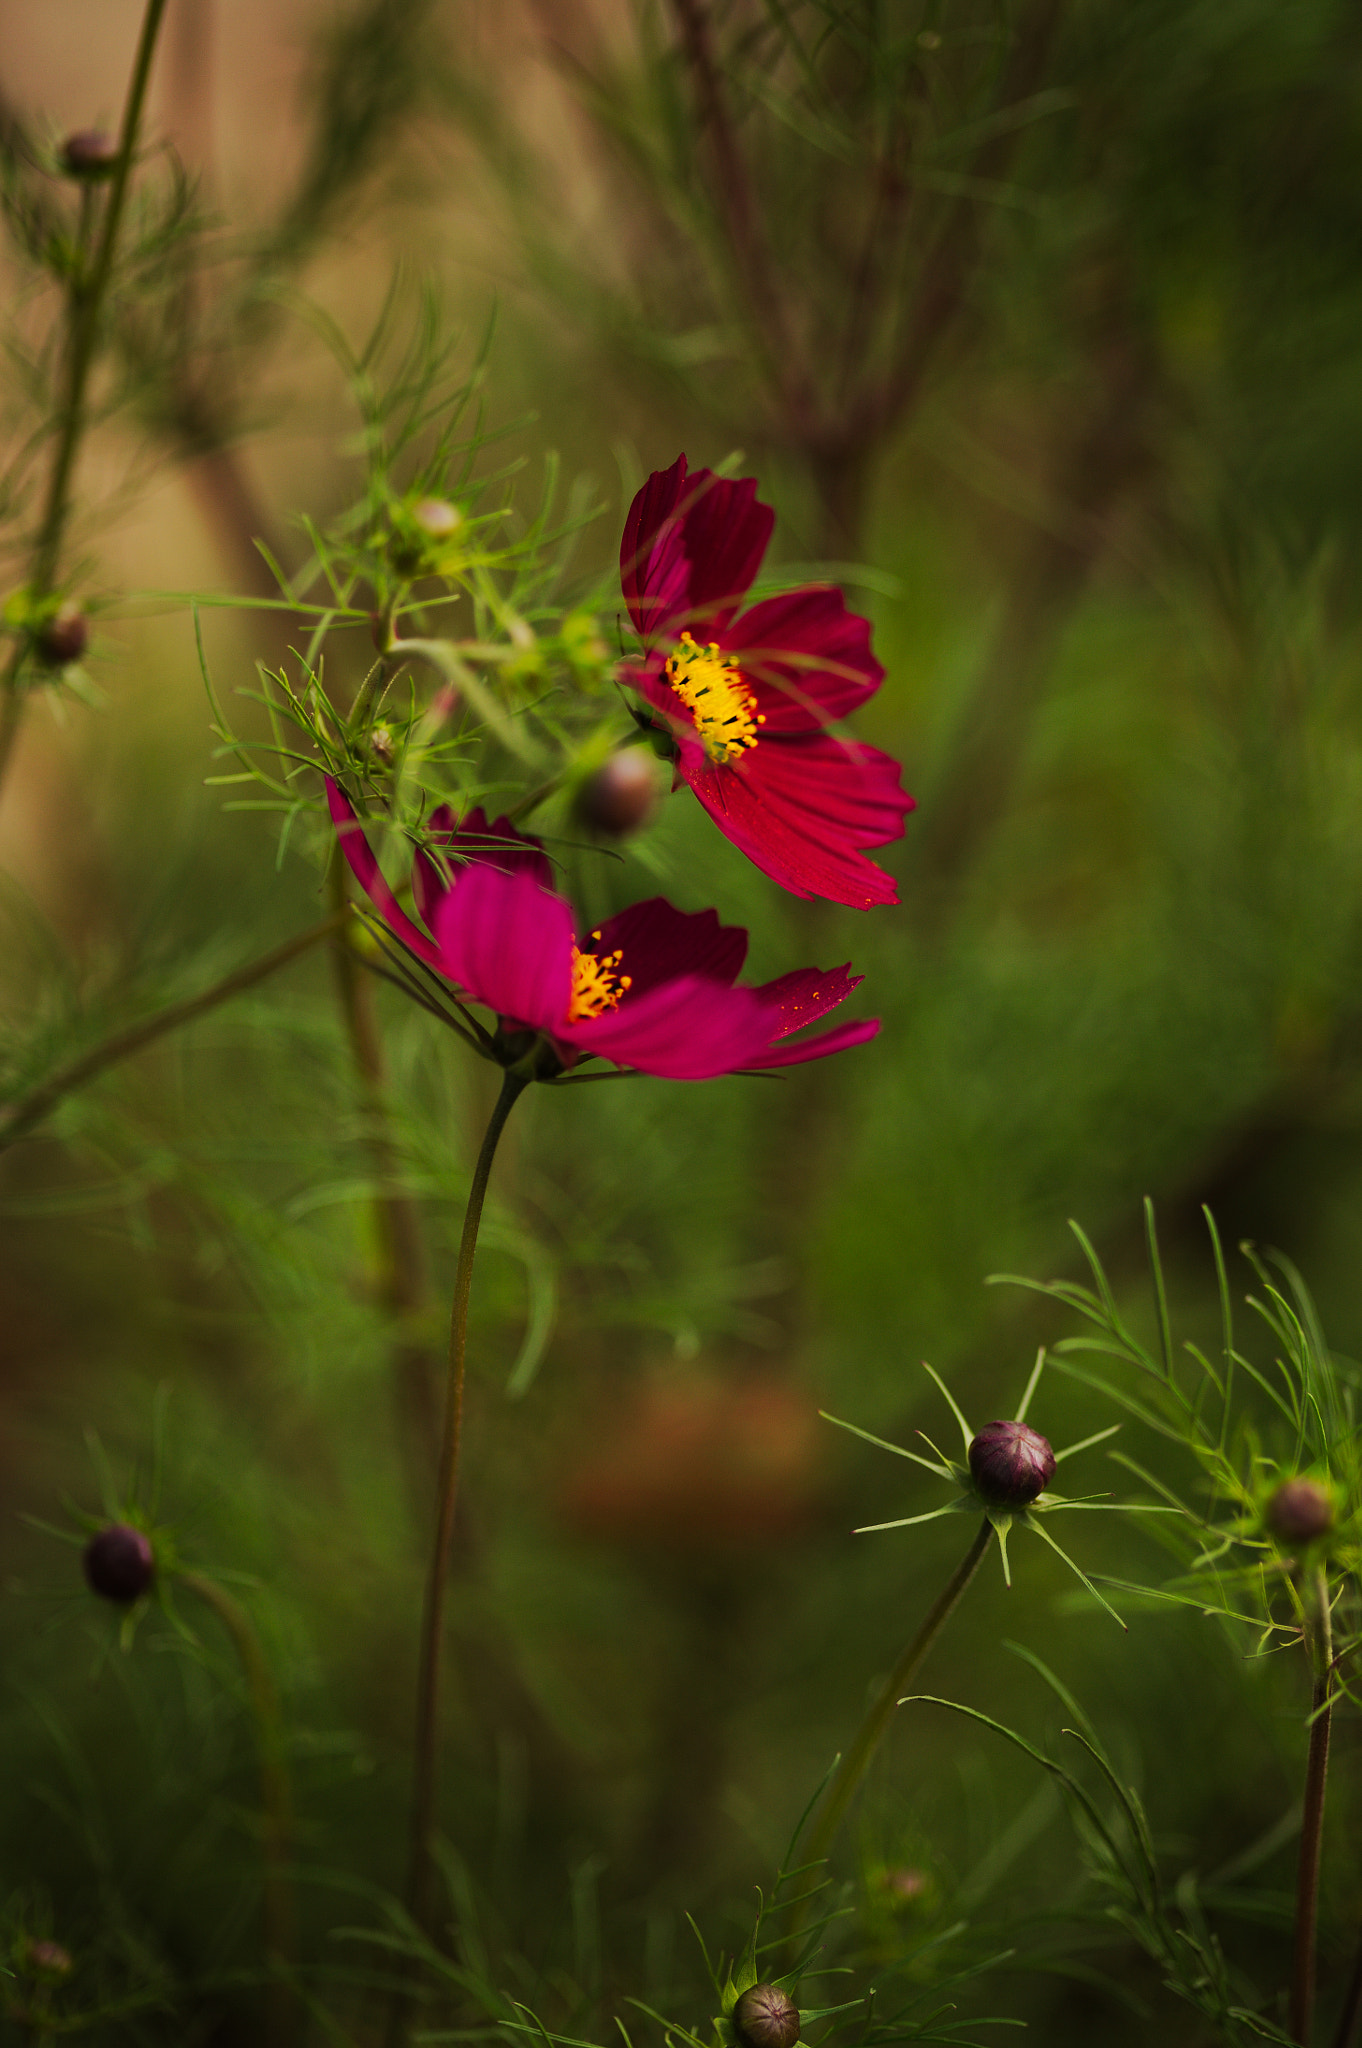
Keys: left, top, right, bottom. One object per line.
{"left": 327, "top": 782, "right": 879, "bottom": 1082}
{"left": 620, "top": 454, "right": 913, "bottom": 908}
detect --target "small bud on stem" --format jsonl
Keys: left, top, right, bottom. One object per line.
{"left": 1265, "top": 1477, "right": 1334, "bottom": 1548}
{"left": 36, "top": 608, "right": 89, "bottom": 667}
{"left": 60, "top": 130, "right": 121, "bottom": 178}
{"left": 968, "top": 1419, "right": 1056, "bottom": 1507}
{"left": 733, "top": 1986, "right": 800, "bottom": 2048}
{"left": 577, "top": 749, "right": 663, "bottom": 836}
{"left": 83, "top": 1522, "right": 155, "bottom": 1603}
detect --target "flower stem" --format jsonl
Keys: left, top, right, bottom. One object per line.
{"left": 794, "top": 1517, "right": 994, "bottom": 1934}
{"left": 1331, "top": 1926, "right": 1362, "bottom": 2048}
{"left": 0, "top": 0, "right": 169, "bottom": 795}
{"left": 1291, "top": 1566, "right": 1334, "bottom": 2047}
{"left": 403, "top": 1070, "right": 527, "bottom": 1939}
{"left": 328, "top": 858, "right": 440, "bottom": 1495}
{"left": 0, "top": 914, "right": 341, "bottom": 1151}
{"left": 178, "top": 1570, "right": 294, "bottom": 2048}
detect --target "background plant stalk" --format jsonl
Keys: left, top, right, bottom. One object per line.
{"left": 1291, "top": 1565, "right": 1334, "bottom": 2046}
{"left": 0, "top": 0, "right": 169, "bottom": 795}
{"left": 399, "top": 1070, "right": 526, "bottom": 1980}
{"left": 791, "top": 1518, "right": 994, "bottom": 1949}
{"left": 177, "top": 1570, "right": 294, "bottom": 2048}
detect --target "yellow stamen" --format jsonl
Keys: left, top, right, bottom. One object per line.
{"left": 569, "top": 935, "right": 633, "bottom": 1022}
{"left": 664, "top": 630, "right": 764, "bottom": 766}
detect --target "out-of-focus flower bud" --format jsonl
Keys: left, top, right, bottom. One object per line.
{"left": 369, "top": 724, "right": 395, "bottom": 767}
{"left": 733, "top": 1986, "right": 800, "bottom": 2048}
{"left": 24, "top": 1939, "right": 73, "bottom": 1980}
{"left": 577, "top": 749, "right": 664, "bottom": 836}
{"left": 36, "top": 608, "right": 88, "bottom": 667}
{"left": 968, "top": 1419, "right": 1056, "bottom": 1507}
{"left": 412, "top": 498, "right": 461, "bottom": 540}
{"left": 61, "top": 130, "right": 120, "bottom": 177}
{"left": 83, "top": 1523, "right": 155, "bottom": 1604}
{"left": 1265, "top": 1477, "right": 1334, "bottom": 1548}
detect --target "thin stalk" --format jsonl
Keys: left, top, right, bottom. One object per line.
{"left": 0, "top": 914, "right": 340, "bottom": 1151}
{"left": 1291, "top": 1567, "right": 1334, "bottom": 2047}
{"left": 327, "top": 859, "right": 440, "bottom": 1490}
{"left": 178, "top": 1570, "right": 294, "bottom": 2048}
{"left": 795, "top": 1518, "right": 994, "bottom": 1933}
{"left": 1332, "top": 1925, "right": 1362, "bottom": 2048}
{"left": 0, "top": 0, "right": 170, "bottom": 793}
{"left": 403, "top": 1069, "right": 527, "bottom": 1938}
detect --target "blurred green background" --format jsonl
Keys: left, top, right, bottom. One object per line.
{"left": 1, "top": 1, "right": 1361, "bottom": 2041}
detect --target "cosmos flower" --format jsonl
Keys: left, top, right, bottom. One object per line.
{"left": 825, "top": 1351, "right": 1178, "bottom": 1626}
{"left": 327, "top": 781, "right": 879, "bottom": 1082}
{"left": 619, "top": 454, "right": 913, "bottom": 908}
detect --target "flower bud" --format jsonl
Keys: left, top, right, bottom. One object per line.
{"left": 577, "top": 750, "right": 663, "bottom": 836}
{"left": 733, "top": 1986, "right": 800, "bottom": 2048}
{"left": 83, "top": 1523, "right": 154, "bottom": 1604}
{"left": 24, "top": 1938, "right": 73, "bottom": 1980}
{"left": 412, "top": 497, "right": 461, "bottom": 540}
{"left": 369, "top": 723, "right": 395, "bottom": 767}
{"left": 61, "top": 130, "right": 120, "bottom": 178}
{"left": 36, "top": 607, "right": 88, "bottom": 667}
{"left": 1265, "top": 1477, "right": 1334, "bottom": 1548}
{"left": 968, "top": 1419, "right": 1056, "bottom": 1507}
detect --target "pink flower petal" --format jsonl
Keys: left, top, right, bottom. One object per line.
{"left": 749, "top": 1016, "right": 881, "bottom": 1068}
{"left": 565, "top": 975, "right": 776, "bottom": 1080}
{"left": 587, "top": 898, "right": 747, "bottom": 995}
{"left": 432, "top": 861, "right": 573, "bottom": 1031}
{"left": 684, "top": 735, "right": 912, "bottom": 906}
{"left": 327, "top": 778, "right": 443, "bottom": 966}
{"left": 620, "top": 456, "right": 773, "bottom": 646}
{"left": 413, "top": 806, "right": 552, "bottom": 926}
{"left": 753, "top": 963, "right": 865, "bottom": 1037}
{"left": 722, "top": 587, "right": 884, "bottom": 730}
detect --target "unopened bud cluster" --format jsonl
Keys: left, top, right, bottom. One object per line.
{"left": 967, "top": 1419, "right": 1056, "bottom": 1507}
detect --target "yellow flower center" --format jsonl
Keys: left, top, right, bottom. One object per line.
{"left": 568, "top": 935, "right": 633, "bottom": 1022}
{"left": 664, "top": 630, "right": 764, "bottom": 766}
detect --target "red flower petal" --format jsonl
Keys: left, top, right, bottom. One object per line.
{"left": 721, "top": 587, "right": 884, "bottom": 730}
{"left": 620, "top": 455, "right": 773, "bottom": 646}
{"left": 587, "top": 897, "right": 747, "bottom": 996}
{"left": 413, "top": 806, "right": 552, "bottom": 927}
{"left": 684, "top": 735, "right": 912, "bottom": 907}
{"left": 327, "top": 779, "right": 443, "bottom": 966}
{"left": 753, "top": 963, "right": 866, "bottom": 1036}
{"left": 750, "top": 1016, "right": 881, "bottom": 1068}
{"left": 431, "top": 860, "right": 573, "bottom": 1031}
{"left": 565, "top": 974, "right": 776, "bottom": 1080}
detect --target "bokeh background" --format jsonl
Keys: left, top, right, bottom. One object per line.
{"left": 1, "top": 2, "right": 1361, "bottom": 2041}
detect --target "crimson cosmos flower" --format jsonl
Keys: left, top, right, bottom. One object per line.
{"left": 328, "top": 782, "right": 879, "bottom": 1081}
{"left": 620, "top": 454, "right": 913, "bottom": 908}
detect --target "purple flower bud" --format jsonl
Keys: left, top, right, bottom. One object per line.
{"left": 1264, "top": 1477, "right": 1334, "bottom": 1548}
{"left": 36, "top": 608, "right": 88, "bottom": 667}
{"left": 577, "top": 750, "right": 663, "bottom": 836}
{"left": 83, "top": 1523, "right": 155, "bottom": 1603}
{"left": 733, "top": 1986, "right": 800, "bottom": 2048}
{"left": 968, "top": 1419, "right": 1056, "bottom": 1507}
{"left": 24, "top": 1938, "right": 73, "bottom": 1979}
{"left": 61, "top": 130, "right": 120, "bottom": 178}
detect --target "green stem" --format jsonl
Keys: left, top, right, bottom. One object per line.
{"left": 0, "top": 914, "right": 340, "bottom": 1151}
{"left": 178, "top": 1570, "right": 295, "bottom": 2048}
{"left": 798, "top": 1519, "right": 994, "bottom": 1914}
{"left": 1291, "top": 1567, "right": 1334, "bottom": 2047}
{"left": 327, "top": 857, "right": 440, "bottom": 1493}
{"left": 403, "top": 1070, "right": 527, "bottom": 1939}
{"left": 0, "top": 0, "right": 170, "bottom": 794}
